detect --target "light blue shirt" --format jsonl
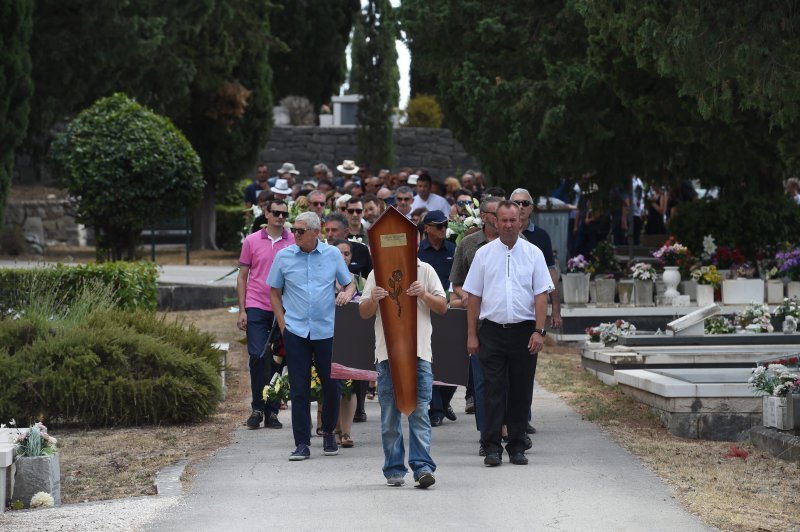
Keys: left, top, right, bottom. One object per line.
{"left": 267, "top": 241, "right": 353, "bottom": 340}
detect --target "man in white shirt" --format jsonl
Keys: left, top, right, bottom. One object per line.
{"left": 463, "top": 200, "right": 553, "bottom": 467}
{"left": 359, "top": 260, "right": 447, "bottom": 488}
{"left": 410, "top": 173, "right": 451, "bottom": 214}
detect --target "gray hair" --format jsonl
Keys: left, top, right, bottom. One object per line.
{"left": 295, "top": 211, "right": 320, "bottom": 230}
{"left": 307, "top": 189, "right": 326, "bottom": 202}
{"left": 396, "top": 185, "right": 413, "bottom": 196}
{"left": 313, "top": 163, "right": 330, "bottom": 173}
{"left": 510, "top": 188, "right": 533, "bottom": 202}
{"left": 480, "top": 195, "right": 502, "bottom": 213}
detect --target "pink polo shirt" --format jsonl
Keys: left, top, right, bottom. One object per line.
{"left": 239, "top": 227, "right": 295, "bottom": 311}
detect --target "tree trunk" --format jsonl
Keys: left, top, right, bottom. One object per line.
{"left": 192, "top": 186, "right": 218, "bottom": 250}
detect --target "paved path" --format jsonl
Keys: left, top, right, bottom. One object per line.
{"left": 149, "top": 387, "right": 709, "bottom": 532}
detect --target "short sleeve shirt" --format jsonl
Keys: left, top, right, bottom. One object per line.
{"left": 267, "top": 241, "right": 353, "bottom": 339}
{"left": 239, "top": 228, "right": 294, "bottom": 311}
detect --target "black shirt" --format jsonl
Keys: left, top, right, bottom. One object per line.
{"left": 418, "top": 238, "right": 456, "bottom": 290}
{"left": 522, "top": 223, "right": 555, "bottom": 267}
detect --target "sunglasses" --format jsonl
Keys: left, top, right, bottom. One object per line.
{"left": 347, "top": 208, "right": 363, "bottom": 214}
{"left": 428, "top": 222, "right": 448, "bottom": 230}
{"left": 311, "top": 201, "right": 326, "bottom": 207}
{"left": 514, "top": 200, "right": 533, "bottom": 207}
{"left": 271, "top": 210, "right": 289, "bottom": 218}
{"left": 290, "top": 227, "right": 308, "bottom": 235}
{"left": 396, "top": 197, "right": 412, "bottom": 202}
{"left": 456, "top": 200, "right": 471, "bottom": 206}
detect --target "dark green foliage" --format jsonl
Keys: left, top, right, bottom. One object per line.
{"left": 0, "top": 262, "right": 159, "bottom": 313}
{"left": 270, "top": 0, "right": 359, "bottom": 112}
{"left": 352, "top": 0, "right": 399, "bottom": 170}
{"left": 405, "top": 94, "right": 443, "bottom": 128}
{"left": 0, "top": 0, "right": 33, "bottom": 226}
{"left": 0, "top": 310, "right": 222, "bottom": 427}
{"left": 591, "top": 238, "right": 621, "bottom": 277}
{"left": 215, "top": 204, "right": 246, "bottom": 252}
{"left": 49, "top": 93, "right": 204, "bottom": 260}
{"left": 669, "top": 195, "right": 800, "bottom": 260}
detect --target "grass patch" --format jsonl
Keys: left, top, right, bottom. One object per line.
{"left": 537, "top": 344, "right": 800, "bottom": 531}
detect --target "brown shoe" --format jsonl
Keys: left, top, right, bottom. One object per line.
{"left": 341, "top": 433, "right": 354, "bottom": 448}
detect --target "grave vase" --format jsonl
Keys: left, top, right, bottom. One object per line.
{"left": 633, "top": 279, "right": 654, "bottom": 306}
{"left": 617, "top": 280, "right": 634, "bottom": 305}
{"left": 562, "top": 273, "right": 590, "bottom": 305}
{"left": 762, "top": 395, "right": 800, "bottom": 430}
{"left": 12, "top": 454, "right": 61, "bottom": 508}
{"left": 788, "top": 281, "right": 800, "bottom": 300}
{"left": 696, "top": 284, "right": 714, "bottom": 307}
{"left": 594, "top": 278, "right": 616, "bottom": 304}
{"left": 722, "top": 279, "right": 765, "bottom": 304}
{"left": 766, "top": 280, "right": 785, "bottom": 304}
{"left": 662, "top": 266, "right": 681, "bottom": 299}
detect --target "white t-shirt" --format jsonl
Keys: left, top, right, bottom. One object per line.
{"left": 410, "top": 193, "right": 451, "bottom": 215}
{"left": 463, "top": 238, "right": 553, "bottom": 323}
{"left": 361, "top": 260, "right": 446, "bottom": 363}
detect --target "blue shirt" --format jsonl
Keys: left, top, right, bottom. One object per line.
{"left": 267, "top": 241, "right": 353, "bottom": 340}
{"left": 418, "top": 238, "right": 456, "bottom": 290}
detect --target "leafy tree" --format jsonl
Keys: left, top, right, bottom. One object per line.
{"left": 49, "top": 93, "right": 204, "bottom": 261}
{"left": 0, "top": 1, "right": 33, "bottom": 226}
{"left": 351, "top": 0, "right": 399, "bottom": 170}
{"left": 270, "top": 0, "right": 359, "bottom": 113}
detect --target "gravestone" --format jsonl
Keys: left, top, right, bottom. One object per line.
{"left": 667, "top": 304, "right": 720, "bottom": 336}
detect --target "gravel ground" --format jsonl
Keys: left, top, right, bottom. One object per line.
{"left": 0, "top": 496, "right": 178, "bottom": 531}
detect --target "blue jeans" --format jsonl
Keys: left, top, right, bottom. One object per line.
{"left": 376, "top": 359, "right": 435, "bottom": 480}
{"left": 283, "top": 330, "right": 340, "bottom": 446}
{"left": 245, "top": 308, "right": 280, "bottom": 415}
{"left": 470, "top": 355, "right": 487, "bottom": 442}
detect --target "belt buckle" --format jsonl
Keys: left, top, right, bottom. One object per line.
{"left": 501, "top": 322, "right": 511, "bottom": 329}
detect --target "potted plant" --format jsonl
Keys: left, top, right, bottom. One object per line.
{"left": 774, "top": 297, "right": 800, "bottom": 333}
{"left": 9, "top": 421, "right": 60, "bottom": 508}
{"left": 689, "top": 264, "right": 722, "bottom": 307}
{"left": 712, "top": 245, "right": 746, "bottom": 280}
{"left": 562, "top": 254, "right": 591, "bottom": 305}
{"left": 776, "top": 248, "right": 800, "bottom": 299}
{"left": 764, "top": 266, "right": 785, "bottom": 304}
{"left": 653, "top": 236, "right": 690, "bottom": 300}
{"left": 722, "top": 261, "right": 765, "bottom": 304}
{"left": 590, "top": 239, "right": 620, "bottom": 305}
{"left": 749, "top": 363, "right": 800, "bottom": 430}
{"left": 736, "top": 303, "right": 774, "bottom": 333}
{"left": 630, "top": 262, "right": 656, "bottom": 306}
{"left": 585, "top": 320, "right": 636, "bottom": 345}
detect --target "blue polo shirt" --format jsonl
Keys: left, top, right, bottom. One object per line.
{"left": 267, "top": 241, "right": 353, "bottom": 340}
{"left": 418, "top": 238, "right": 456, "bottom": 290}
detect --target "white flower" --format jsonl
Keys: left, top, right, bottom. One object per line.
{"left": 446, "top": 228, "right": 454, "bottom": 239}
{"left": 702, "top": 235, "right": 717, "bottom": 260}
{"left": 463, "top": 216, "right": 475, "bottom": 227}
{"left": 30, "top": 492, "right": 55, "bottom": 508}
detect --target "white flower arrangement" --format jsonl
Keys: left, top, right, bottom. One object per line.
{"left": 30, "top": 491, "right": 55, "bottom": 508}
{"left": 701, "top": 234, "right": 717, "bottom": 263}
{"left": 630, "top": 262, "right": 656, "bottom": 281}
{"left": 585, "top": 319, "right": 636, "bottom": 343}
{"left": 749, "top": 363, "right": 800, "bottom": 396}
{"left": 736, "top": 302, "right": 774, "bottom": 333}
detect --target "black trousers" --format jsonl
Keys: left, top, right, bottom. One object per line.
{"left": 478, "top": 321, "right": 536, "bottom": 455}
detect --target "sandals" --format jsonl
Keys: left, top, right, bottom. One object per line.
{"left": 340, "top": 433, "right": 354, "bottom": 448}
{"left": 367, "top": 385, "right": 376, "bottom": 400}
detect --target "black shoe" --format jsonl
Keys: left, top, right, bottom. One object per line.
{"left": 265, "top": 413, "right": 283, "bottom": 429}
{"left": 444, "top": 406, "right": 457, "bottom": 421}
{"left": 478, "top": 444, "right": 487, "bottom": 457}
{"left": 430, "top": 416, "right": 443, "bottom": 427}
{"left": 246, "top": 410, "right": 264, "bottom": 429}
{"left": 523, "top": 435, "right": 532, "bottom": 450}
{"left": 465, "top": 396, "right": 475, "bottom": 414}
{"left": 322, "top": 432, "right": 339, "bottom": 456}
{"left": 509, "top": 451, "right": 528, "bottom": 465}
{"left": 484, "top": 452, "right": 502, "bottom": 467}
{"left": 353, "top": 411, "right": 367, "bottom": 423}
{"left": 526, "top": 423, "right": 536, "bottom": 434}
{"left": 415, "top": 472, "right": 436, "bottom": 489}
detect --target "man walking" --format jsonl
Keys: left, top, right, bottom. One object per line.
{"left": 237, "top": 199, "right": 294, "bottom": 429}
{"left": 268, "top": 212, "right": 356, "bottom": 460}
{"left": 359, "top": 258, "right": 447, "bottom": 488}
{"left": 463, "top": 201, "right": 553, "bottom": 467}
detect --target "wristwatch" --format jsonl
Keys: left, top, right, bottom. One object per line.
{"left": 533, "top": 328, "right": 547, "bottom": 336}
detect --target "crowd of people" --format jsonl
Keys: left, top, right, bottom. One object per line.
{"left": 236, "top": 159, "right": 558, "bottom": 487}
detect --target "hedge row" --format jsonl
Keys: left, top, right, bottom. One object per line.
{"left": 0, "top": 309, "right": 222, "bottom": 426}
{"left": 0, "top": 261, "right": 159, "bottom": 313}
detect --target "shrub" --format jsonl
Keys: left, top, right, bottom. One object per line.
{"left": 0, "top": 225, "right": 26, "bottom": 255}
{"left": 405, "top": 94, "right": 444, "bottom": 128}
{"left": 48, "top": 93, "right": 205, "bottom": 260}
{"left": 669, "top": 194, "right": 800, "bottom": 260}
{"left": 216, "top": 204, "right": 246, "bottom": 252}
{"left": 280, "top": 95, "right": 315, "bottom": 125}
{"left": 0, "top": 262, "right": 158, "bottom": 314}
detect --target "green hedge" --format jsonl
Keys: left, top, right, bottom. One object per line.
{"left": 216, "top": 204, "right": 246, "bottom": 252}
{"left": 0, "top": 261, "right": 158, "bottom": 314}
{"left": 0, "top": 309, "right": 222, "bottom": 426}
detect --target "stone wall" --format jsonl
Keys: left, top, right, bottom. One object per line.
{"left": 260, "top": 126, "right": 479, "bottom": 180}
{"left": 3, "top": 198, "right": 85, "bottom": 252}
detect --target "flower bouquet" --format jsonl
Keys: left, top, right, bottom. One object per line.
{"left": 630, "top": 262, "right": 656, "bottom": 281}
{"left": 310, "top": 366, "right": 323, "bottom": 403}
{"left": 447, "top": 198, "right": 482, "bottom": 245}
{"left": 704, "top": 316, "right": 735, "bottom": 335}
{"left": 690, "top": 264, "right": 723, "bottom": 287}
{"left": 263, "top": 373, "right": 291, "bottom": 404}
{"left": 713, "top": 246, "right": 746, "bottom": 270}
{"left": 566, "top": 254, "right": 591, "bottom": 274}
{"left": 585, "top": 320, "right": 636, "bottom": 344}
{"left": 736, "top": 302, "right": 774, "bottom": 333}
{"left": 775, "top": 297, "right": 800, "bottom": 320}
{"left": 776, "top": 248, "right": 800, "bottom": 281}
{"left": 749, "top": 364, "right": 800, "bottom": 397}
{"left": 652, "top": 236, "right": 689, "bottom": 267}
{"left": 6, "top": 420, "right": 58, "bottom": 457}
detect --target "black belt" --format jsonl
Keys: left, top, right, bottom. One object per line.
{"left": 482, "top": 319, "right": 534, "bottom": 329}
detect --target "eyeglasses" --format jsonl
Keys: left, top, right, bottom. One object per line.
{"left": 311, "top": 201, "right": 326, "bottom": 207}
{"left": 396, "top": 197, "right": 412, "bottom": 202}
{"left": 347, "top": 208, "right": 363, "bottom": 214}
{"left": 514, "top": 200, "right": 533, "bottom": 207}
{"left": 456, "top": 200, "right": 471, "bottom": 206}
{"left": 290, "top": 227, "right": 308, "bottom": 235}
{"left": 428, "top": 222, "right": 448, "bottom": 230}
{"left": 270, "top": 210, "right": 289, "bottom": 218}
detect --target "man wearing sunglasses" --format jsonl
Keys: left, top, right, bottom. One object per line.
{"left": 237, "top": 198, "right": 295, "bottom": 430}
{"left": 394, "top": 186, "right": 415, "bottom": 218}
{"left": 417, "top": 210, "right": 458, "bottom": 428}
{"left": 268, "top": 212, "right": 356, "bottom": 461}
{"left": 307, "top": 190, "right": 327, "bottom": 219}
